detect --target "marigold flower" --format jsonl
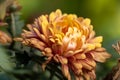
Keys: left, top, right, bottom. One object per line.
{"left": 15, "top": 9, "right": 111, "bottom": 80}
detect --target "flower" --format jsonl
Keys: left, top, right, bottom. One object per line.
{"left": 0, "top": 31, "right": 12, "bottom": 44}
{"left": 15, "top": 9, "right": 111, "bottom": 80}
{"left": 0, "top": 0, "right": 21, "bottom": 20}
{"left": 112, "top": 41, "right": 120, "bottom": 55}
{"left": 0, "top": 21, "right": 7, "bottom": 26}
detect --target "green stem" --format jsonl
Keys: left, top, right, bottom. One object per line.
{"left": 11, "top": 13, "right": 16, "bottom": 37}
{"left": 49, "top": 70, "right": 55, "bottom": 80}
{"left": 32, "top": 56, "right": 67, "bottom": 80}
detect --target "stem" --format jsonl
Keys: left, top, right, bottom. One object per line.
{"left": 49, "top": 70, "right": 55, "bottom": 80}
{"left": 11, "top": 13, "right": 16, "bottom": 37}
{"left": 32, "top": 56, "right": 67, "bottom": 80}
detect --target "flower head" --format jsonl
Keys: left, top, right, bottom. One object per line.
{"left": 0, "top": 31, "right": 12, "bottom": 44}
{"left": 15, "top": 9, "right": 111, "bottom": 80}
{"left": 0, "top": 0, "right": 21, "bottom": 20}
{"left": 112, "top": 41, "right": 120, "bottom": 55}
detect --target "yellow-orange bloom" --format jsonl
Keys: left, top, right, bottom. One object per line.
{"left": 15, "top": 9, "right": 111, "bottom": 80}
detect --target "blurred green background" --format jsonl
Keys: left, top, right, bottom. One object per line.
{"left": 1, "top": 0, "right": 120, "bottom": 80}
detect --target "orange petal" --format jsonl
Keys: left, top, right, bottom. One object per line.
{"left": 27, "top": 24, "right": 34, "bottom": 32}
{"left": 23, "top": 38, "right": 46, "bottom": 50}
{"left": 44, "top": 48, "right": 52, "bottom": 57}
{"left": 92, "top": 51, "right": 111, "bottom": 62}
{"left": 85, "top": 58, "right": 96, "bottom": 67}
{"left": 84, "top": 72, "right": 90, "bottom": 80}
{"left": 33, "top": 28, "right": 46, "bottom": 42}
{"left": 62, "top": 64, "right": 71, "bottom": 80}
{"left": 75, "top": 76, "right": 84, "bottom": 80}
{"left": 63, "top": 51, "right": 75, "bottom": 57}
{"left": 79, "top": 60, "right": 93, "bottom": 70}
{"left": 72, "top": 61, "right": 83, "bottom": 75}
{"left": 58, "top": 56, "right": 68, "bottom": 64}
{"left": 74, "top": 53, "right": 86, "bottom": 59}
{"left": 88, "top": 70, "right": 96, "bottom": 80}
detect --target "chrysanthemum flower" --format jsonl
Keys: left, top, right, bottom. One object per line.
{"left": 0, "top": 31, "right": 12, "bottom": 44}
{"left": 0, "top": 0, "right": 21, "bottom": 20}
{"left": 15, "top": 9, "right": 111, "bottom": 80}
{"left": 112, "top": 41, "right": 120, "bottom": 55}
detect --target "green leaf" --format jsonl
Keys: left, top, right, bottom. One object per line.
{"left": 0, "top": 72, "right": 11, "bottom": 80}
{"left": 0, "top": 47, "right": 14, "bottom": 71}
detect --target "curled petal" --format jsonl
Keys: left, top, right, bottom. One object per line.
{"left": 62, "top": 64, "right": 71, "bottom": 80}
{"left": 88, "top": 70, "right": 96, "bottom": 80}
{"left": 75, "top": 76, "right": 84, "bottom": 80}
{"left": 23, "top": 38, "right": 46, "bottom": 50}
{"left": 92, "top": 50, "right": 111, "bottom": 62}
{"left": 79, "top": 60, "right": 94, "bottom": 70}
{"left": 83, "top": 18, "right": 91, "bottom": 26}
{"left": 84, "top": 72, "right": 90, "bottom": 80}
{"left": 0, "top": 31, "right": 12, "bottom": 44}
{"left": 55, "top": 55, "right": 68, "bottom": 64}
{"left": 90, "top": 36, "right": 103, "bottom": 43}
{"left": 74, "top": 53, "right": 86, "bottom": 59}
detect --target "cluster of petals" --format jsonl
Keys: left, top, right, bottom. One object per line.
{"left": 0, "top": 31, "right": 12, "bottom": 44}
{"left": 15, "top": 9, "right": 111, "bottom": 80}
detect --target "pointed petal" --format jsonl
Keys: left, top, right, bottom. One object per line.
{"left": 74, "top": 53, "right": 86, "bottom": 59}
{"left": 57, "top": 56, "right": 68, "bottom": 64}
{"left": 88, "top": 70, "right": 96, "bottom": 80}
{"left": 84, "top": 72, "right": 90, "bottom": 80}
{"left": 92, "top": 51, "right": 111, "bottom": 62}
{"left": 79, "top": 60, "right": 93, "bottom": 70}
{"left": 62, "top": 64, "right": 71, "bottom": 80}
{"left": 33, "top": 28, "right": 46, "bottom": 42}
{"left": 83, "top": 18, "right": 91, "bottom": 26}
{"left": 91, "top": 36, "right": 103, "bottom": 43}
{"left": 40, "top": 15, "right": 49, "bottom": 37}
{"left": 75, "top": 76, "right": 84, "bottom": 80}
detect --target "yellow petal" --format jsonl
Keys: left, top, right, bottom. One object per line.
{"left": 55, "top": 9, "right": 62, "bottom": 16}
{"left": 49, "top": 9, "right": 62, "bottom": 22}
{"left": 44, "top": 48, "right": 52, "bottom": 57}
{"left": 85, "top": 44, "right": 95, "bottom": 52}
{"left": 39, "top": 15, "right": 48, "bottom": 37}
{"left": 74, "top": 53, "right": 86, "bottom": 59}
{"left": 91, "top": 36, "right": 103, "bottom": 43}
{"left": 72, "top": 61, "right": 83, "bottom": 75}
{"left": 49, "top": 12, "right": 55, "bottom": 22}
{"left": 83, "top": 18, "right": 91, "bottom": 26}
{"left": 73, "top": 61, "right": 82, "bottom": 69}
{"left": 94, "top": 43, "right": 102, "bottom": 48}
